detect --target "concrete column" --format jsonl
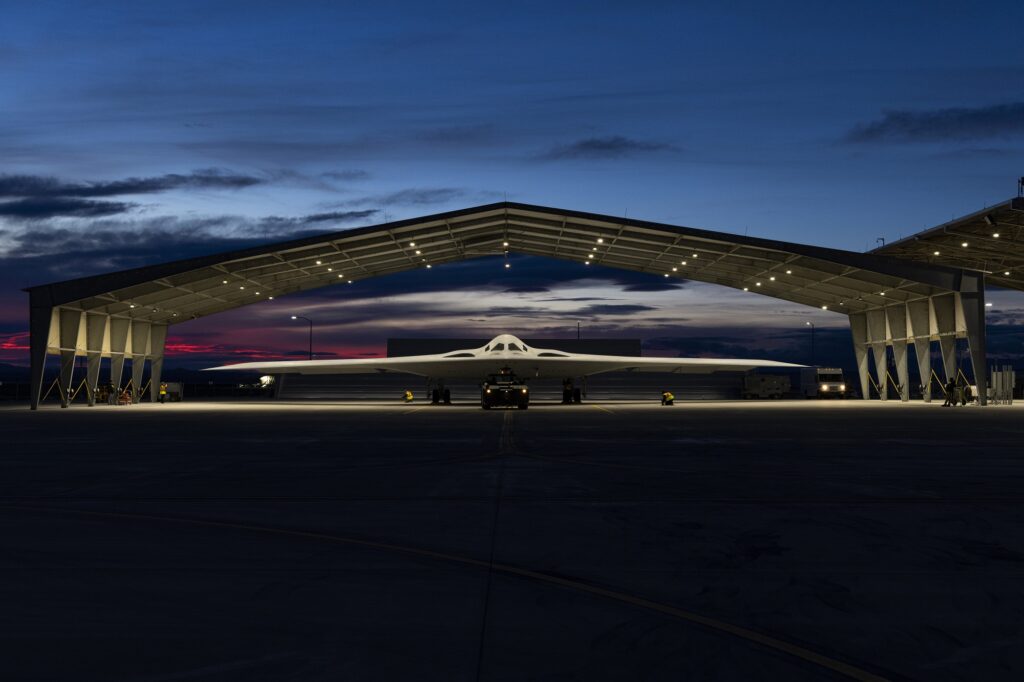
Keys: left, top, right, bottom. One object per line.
{"left": 871, "top": 344, "right": 888, "bottom": 400}
{"left": 849, "top": 313, "right": 871, "bottom": 400}
{"left": 913, "top": 340, "right": 933, "bottom": 402}
{"left": 890, "top": 341, "right": 909, "bottom": 401}
{"left": 932, "top": 294, "right": 958, "bottom": 383}
{"left": 885, "top": 306, "right": 910, "bottom": 401}
{"left": 85, "top": 313, "right": 107, "bottom": 406}
{"left": 866, "top": 309, "right": 888, "bottom": 400}
{"left": 130, "top": 321, "right": 151, "bottom": 403}
{"left": 961, "top": 285, "right": 988, "bottom": 406}
{"left": 108, "top": 318, "right": 131, "bottom": 397}
{"left": 29, "top": 294, "right": 53, "bottom": 410}
{"left": 58, "top": 308, "right": 82, "bottom": 408}
{"left": 938, "top": 336, "right": 957, "bottom": 384}
{"left": 148, "top": 324, "right": 167, "bottom": 403}
{"left": 907, "top": 300, "right": 932, "bottom": 401}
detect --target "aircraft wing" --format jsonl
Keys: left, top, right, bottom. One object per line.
{"left": 205, "top": 353, "right": 802, "bottom": 379}
{"left": 532, "top": 355, "right": 803, "bottom": 377}
{"left": 203, "top": 354, "right": 476, "bottom": 378}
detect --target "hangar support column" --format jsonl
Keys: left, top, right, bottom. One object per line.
{"left": 85, "top": 314, "right": 108, "bottom": 406}
{"left": 885, "top": 306, "right": 910, "bottom": 402}
{"left": 866, "top": 309, "right": 888, "bottom": 400}
{"left": 108, "top": 318, "right": 131, "bottom": 397}
{"left": 148, "top": 324, "right": 168, "bottom": 403}
{"left": 130, "top": 321, "right": 151, "bottom": 403}
{"left": 961, "top": 274, "right": 988, "bottom": 406}
{"left": 848, "top": 313, "right": 871, "bottom": 401}
{"left": 932, "top": 294, "right": 958, "bottom": 385}
{"left": 28, "top": 292, "right": 53, "bottom": 411}
{"left": 907, "top": 299, "right": 932, "bottom": 402}
{"left": 58, "top": 309, "right": 83, "bottom": 408}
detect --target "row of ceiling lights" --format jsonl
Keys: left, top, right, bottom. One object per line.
{"left": 932, "top": 235, "right": 1014, "bottom": 276}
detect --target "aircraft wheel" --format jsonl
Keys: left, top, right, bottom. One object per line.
{"left": 572, "top": 388, "right": 582, "bottom": 404}
{"left": 431, "top": 388, "right": 440, "bottom": 404}
{"left": 443, "top": 388, "right": 451, "bottom": 404}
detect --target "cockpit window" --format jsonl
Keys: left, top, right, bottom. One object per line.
{"left": 492, "top": 343, "right": 505, "bottom": 351}
{"left": 508, "top": 343, "right": 522, "bottom": 351}
{"left": 484, "top": 345, "right": 491, "bottom": 352}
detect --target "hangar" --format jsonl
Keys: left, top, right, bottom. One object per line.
{"left": 25, "top": 199, "right": 1024, "bottom": 410}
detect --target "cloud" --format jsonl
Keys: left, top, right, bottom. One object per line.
{"left": 347, "top": 188, "right": 466, "bottom": 207}
{"left": 538, "top": 296, "right": 611, "bottom": 302}
{"left": 844, "top": 102, "right": 1024, "bottom": 143}
{"left": 539, "top": 135, "right": 677, "bottom": 160}
{"left": 0, "top": 168, "right": 264, "bottom": 198}
{"left": 503, "top": 286, "right": 551, "bottom": 294}
{"left": 621, "top": 282, "right": 685, "bottom": 292}
{"left": 580, "top": 303, "right": 657, "bottom": 316}
{"left": 0, "top": 209, "right": 378, "bottom": 269}
{"left": 0, "top": 197, "right": 135, "bottom": 219}
{"left": 303, "top": 209, "right": 379, "bottom": 223}
{"left": 320, "top": 170, "right": 370, "bottom": 182}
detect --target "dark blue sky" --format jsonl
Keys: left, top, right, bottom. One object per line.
{"left": 2, "top": 1, "right": 1023, "bottom": 366}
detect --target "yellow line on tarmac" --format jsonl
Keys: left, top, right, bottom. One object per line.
{"left": 590, "top": 404, "right": 615, "bottom": 414}
{"left": 2, "top": 504, "right": 890, "bottom": 682}
{"left": 403, "top": 406, "right": 426, "bottom": 415}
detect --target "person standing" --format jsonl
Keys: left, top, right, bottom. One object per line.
{"left": 943, "top": 378, "right": 956, "bottom": 407}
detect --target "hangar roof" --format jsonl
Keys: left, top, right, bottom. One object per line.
{"left": 26, "top": 202, "right": 977, "bottom": 324}
{"left": 873, "top": 197, "right": 1024, "bottom": 291}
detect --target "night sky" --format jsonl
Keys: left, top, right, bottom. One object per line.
{"left": 2, "top": 1, "right": 1023, "bottom": 369}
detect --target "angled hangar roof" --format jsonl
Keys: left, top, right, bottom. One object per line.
{"left": 873, "top": 197, "right": 1024, "bottom": 291}
{"left": 26, "top": 201, "right": 973, "bottom": 323}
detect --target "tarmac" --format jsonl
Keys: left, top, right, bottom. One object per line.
{"left": 2, "top": 399, "right": 1023, "bottom": 681}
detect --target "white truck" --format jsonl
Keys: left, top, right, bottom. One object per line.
{"left": 801, "top": 367, "right": 847, "bottom": 398}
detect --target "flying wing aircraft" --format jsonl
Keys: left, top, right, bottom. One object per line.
{"left": 205, "top": 334, "right": 803, "bottom": 407}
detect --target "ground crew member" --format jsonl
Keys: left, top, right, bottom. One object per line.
{"left": 942, "top": 378, "right": 956, "bottom": 407}
{"left": 403, "top": 389, "right": 414, "bottom": 403}
{"left": 159, "top": 382, "right": 168, "bottom": 403}
{"left": 661, "top": 390, "right": 674, "bottom": 406}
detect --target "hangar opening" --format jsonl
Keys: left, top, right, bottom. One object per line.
{"left": 25, "top": 199, "right": 1024, "bottom": 409}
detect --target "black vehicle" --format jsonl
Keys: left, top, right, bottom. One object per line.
{"left": 481, "top": 368, "right": 529, "bottom": 409}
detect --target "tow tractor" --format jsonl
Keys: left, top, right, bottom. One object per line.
{"left": 481, "top": 368, "right": 530, "bottom": 410}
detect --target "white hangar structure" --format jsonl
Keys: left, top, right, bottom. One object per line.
{"left": 24, "top": 199, "right": 1024, "bottom": 409}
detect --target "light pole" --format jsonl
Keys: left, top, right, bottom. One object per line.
{"left": 291, "top": 315, "right": 313, "bottom": 360}
{"left": 805, "top": 321, "right": 815, "bottom": 366}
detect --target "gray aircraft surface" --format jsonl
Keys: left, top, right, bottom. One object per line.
{"left": 206, "top": 334, "right": 802, "bottom": 407}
